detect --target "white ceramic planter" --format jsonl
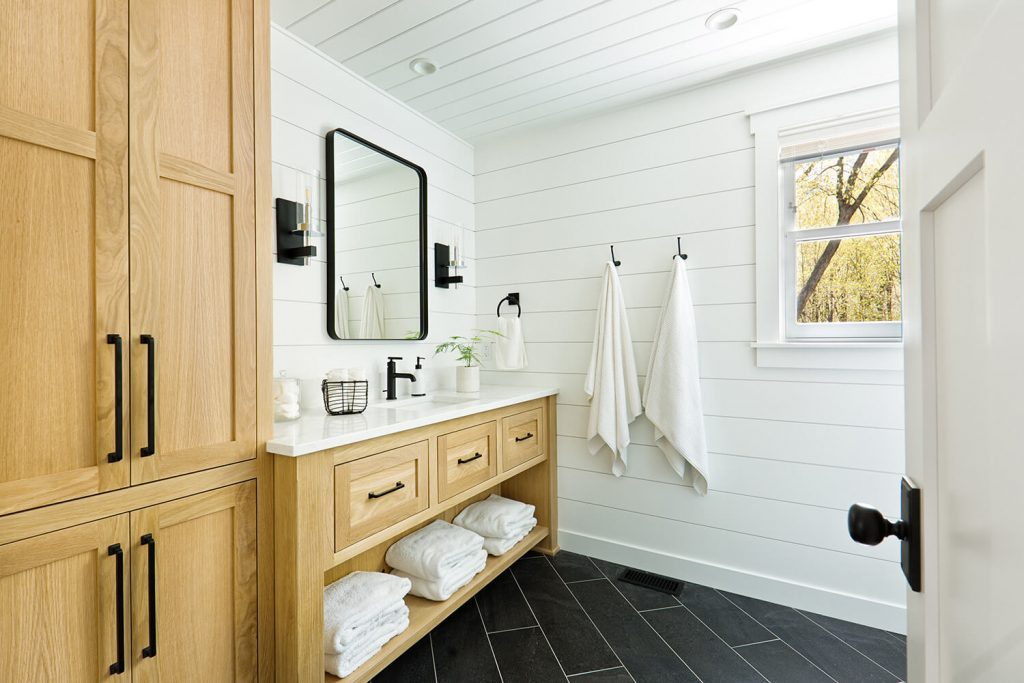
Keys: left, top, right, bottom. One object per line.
{"left": 456, "top": 365, "right": 480, "bottom": 393}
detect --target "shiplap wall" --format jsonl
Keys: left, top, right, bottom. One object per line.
{"left": 474, "top": 34, "right": 906, "bottom": 631}
{"left": 271, "top": 25, "right": 477, "bottom": 404}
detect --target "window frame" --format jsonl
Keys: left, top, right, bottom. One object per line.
{"left": 780, "top": 142, "right": 903, "bottom": 341}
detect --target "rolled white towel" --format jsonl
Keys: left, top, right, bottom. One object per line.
{"left": 326, "top": 599, "right": 407, "bottom": 655}
{"left": 385, "top": 520, "right": 484, "bottom": 581}
{"left": 324, "top": 611, "right": 410, "bottom": 679}
{"left": 392, "top": 549, "right": 487, "bottom": 601}
{"left": 453, "top": 494, "right": 535, "bottom": 539}
{"left": 323, "top": 571, "right": 411, "bottom": 654}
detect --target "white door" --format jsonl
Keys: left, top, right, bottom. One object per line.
{"left": 899, "top": 0, "right": 1024, "bottom": 680}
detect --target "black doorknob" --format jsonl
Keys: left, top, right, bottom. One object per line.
{"left": 848, "top": 503, "right": 908, "bottom": 546}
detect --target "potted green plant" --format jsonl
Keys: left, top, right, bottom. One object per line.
{"left": 434, "top": 331, "right": 501, "bottom": 393}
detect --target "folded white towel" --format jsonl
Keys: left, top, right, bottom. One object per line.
{"left": 453, "top": 495, "right": 535, "bottom": 539}
{"left": 323, "top": 571, "right": 412, "bottom": 654}
{"left": 584, "top": 261, "right": 643, "bottom": 476}
{"left": 359, "top": 284, "right": 385, "bottom": 339}
{"left": 334, "top": 287, "right": 351, "bottom": 339}
{"left": 384, "top": 519, "right": 484, "bottom": 581}
{"left": 325, "top": 599, "right": 407, "bottom": 654}
{"left": 643, "top": 257, "right": 710, "bottom": 495}
{"left": 495, "top": 316, "right": 528, "bottom": 370}
{"left": 324, "top": 611, "right": 410, "bottom": 678}
{"left": 392, "top": 549, "right": 487, "bottom": 601}
{"left": 482, "top": 517, "right": 538, "bottom": 556}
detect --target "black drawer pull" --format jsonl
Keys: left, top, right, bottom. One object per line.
{"left": 514, "top": 432, "right": 534, "bottom": 443}
{"left": 457, "top": 452, "right": 484, "bottom": 465}
{"left": 368, "top": 481, "right": 405, "bottom": 499}
{"left": 141, "top": 534, "right": 157, "bottom": 658}
{"left": 106, "top": 334, "right": 124, "bottom": 463}
{"left": 140, "top": 334, "right": 156, "bottom": 457}
{"left": 108, "top": 543, "right": 125, "bottom": 675}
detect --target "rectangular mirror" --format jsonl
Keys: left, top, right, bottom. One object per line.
{"left": 326, "top": 128, "right": 428, "bottom": 340}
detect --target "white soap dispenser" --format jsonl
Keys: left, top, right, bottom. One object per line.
{"left": 411, "top": 356, "right": 427, "bottom": 397}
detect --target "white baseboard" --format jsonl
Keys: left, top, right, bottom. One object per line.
{"left": 559, "top": 529, "right": 907, "bottom": 634}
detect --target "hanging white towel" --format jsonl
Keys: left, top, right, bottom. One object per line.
{"left": 495, "top": 316, "right": 528, "bottom": 370}
{"left": 584, "top": 261, "right": 642, "bottom": 476}
{"left": 359, "top": 284, "right": 385, "bottom": 339}
{"left": 643, "top": 257, "right": 710, "bottom": 495}
{"left": 334, "top": 286, "right": 351, "bottom": 339}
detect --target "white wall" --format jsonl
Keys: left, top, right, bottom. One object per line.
{"left": 271, "top": 25, "right": 477, "bottom": 403}
{"left": 473, "top": 34, "right": 906, "bottom": 631}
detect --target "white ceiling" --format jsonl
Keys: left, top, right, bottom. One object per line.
{"left": 273, "top": 0, "right": 897, "bottom": 142}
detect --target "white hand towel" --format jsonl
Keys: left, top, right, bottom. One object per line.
{"left": 392, "top": 549, "right": 487, "bottom": 601}
{"left": 384, "top": 519, "right": 484, "bottom": 581}
{"left": 359, "top": 284, "right": 385, "bottom": 339}
{"left": 495, "top": 316, "right": 528, "bottom": 370}
{"left": 324, "top": 611, "right": 410, "bottom": 678}
{"left": 323, "top": 571, "right": 412, "bottom": 653}
{"left": 325, "top": 599, "right": 407, "bottom": 655}
{"left": 482, "top": 517, "right": 538, "bottom": 556}
{"left": 643, "top": 257, "right": 710, "bottom": 495}
{"left": 453, "top": 494, "right": 535, "bottom": 539}
{"left": 334, "top": 286, "right": 351, "bottom": 339}
{"left": 584, "top": 261, "right": 642, "bottom": 476}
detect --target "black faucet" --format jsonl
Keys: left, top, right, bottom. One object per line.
{"left": 385, "top": 356, "right": 416, "bottom": 400}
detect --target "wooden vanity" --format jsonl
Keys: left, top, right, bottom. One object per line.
{"left": 269, "top": 388, "right": 559, "bottom": 683}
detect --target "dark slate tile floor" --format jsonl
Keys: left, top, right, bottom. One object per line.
{"left": 373, "top": 551, "right": 906, "bottom": 683}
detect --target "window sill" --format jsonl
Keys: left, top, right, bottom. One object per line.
{"left": 752, "top": 341, "right": 903, "bottom": 371}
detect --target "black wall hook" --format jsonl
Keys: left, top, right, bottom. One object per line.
{"left": 610, "top": 245, "right": 621, "bottom": 266}
{"left": 673, "top": 236, "right": 688, "bottom": 260}
{"left": 339, "top": 275, "right": 349, "bottom": 291}
{"left": 371, "top": 273, "right": 381, "bottom": 289}
{"left": 497, "top": 292, "right": 521, "bottom": 318}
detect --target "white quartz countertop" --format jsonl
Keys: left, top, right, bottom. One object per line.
{"left": 267, "top": 385, "right": 558, "bottom": 456}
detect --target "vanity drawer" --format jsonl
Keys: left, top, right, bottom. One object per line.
{"left": 437, "top": 422, "right": 498, "bottom": 501}
{"left": 501, "top": 408, "right": 545, "bottom": 471}
{"left": 335, "top": 441, "right": 429, "bottom": 549}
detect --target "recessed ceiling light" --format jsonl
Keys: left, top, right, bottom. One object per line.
{"left": 409, "top": 58, "right": 438, "bottom": 76}
{"left": 705, "top": 7, "right": 741, "bottom": 31}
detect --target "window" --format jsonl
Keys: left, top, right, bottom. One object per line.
{"left": 780, "top": 138, "right": 902, "bottom": 340}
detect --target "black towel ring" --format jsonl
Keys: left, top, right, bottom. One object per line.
{"left": 339, "top": 275, "right": 349, "bottom": 291}
{"left": 371, "top": 273, "right": 381, "bottom": 288}
{"left": 497, "top": 292, "right": 521, "bottom": 318}
{"left": 673, "top": 236, "right": 688, "bottom": 260}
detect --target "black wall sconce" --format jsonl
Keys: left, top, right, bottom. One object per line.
{"left": 276, "top": 197, "right": 320, "bottom": 265}
{"left": 434, "top": 242, "right": 464, "bottom": 288}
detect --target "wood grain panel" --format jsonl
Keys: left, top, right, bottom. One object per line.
{"left": 131, "top": 481, "right": 257, "bottom": 683}
{"left": 437, "top": 421, "right": 498, "bottom": 501}
{"left": 0, "top": 0, "right": 129, "bottom": 515}
{"left": 130, "top": 0, "right": 256, "bottom": 483}
{"left": 0, "top": 514, "right": 130, "bottom": 683}
{"left": 0, "top": 0, "right": 96, "bottom": 131}
{"left": 156, "top": 0, "right": 233, "bottom": 172}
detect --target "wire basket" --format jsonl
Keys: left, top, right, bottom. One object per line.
{"left": 321, "top": 380, "right": 369, "bottom": 415}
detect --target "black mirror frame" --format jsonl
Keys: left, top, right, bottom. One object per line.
{"left": 325, "top": 127, "right": 429, "bottom": 341}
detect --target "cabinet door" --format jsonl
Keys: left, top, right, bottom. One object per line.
{"left": 128, "top": 0, "right": 257, "bottom": 483}
{"left": 130, "top": 481, "right": 257, "bottom": 683}
{"left": 0, "top": 514, "right": 131, "bottom": 682}
{"left": 0, "top": 0, "right": 130, "bottom": 514}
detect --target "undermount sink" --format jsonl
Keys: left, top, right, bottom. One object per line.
{"left": 366, "top": 395, "right": 475, "bottom": 413}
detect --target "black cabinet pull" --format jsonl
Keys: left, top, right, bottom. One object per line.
{"left": 514, "top": 432, "right": 534, "bottom": 443}
{"left": 140, "top": 335, "right": 156, "bottom": 457}
{"left": 368, "top": 481, "right": 405, "bottom": 499}
{"left": 457, "top": 452, "right": 484, "bottom": 465}
{"left": 141, "top": 534, "right": 158, "bottom": 658}
{"left": 108, "top": 543, "right": 125, "bottom": 675}
{"left": 106, "top": 334, "right": 124, "bottom": 463}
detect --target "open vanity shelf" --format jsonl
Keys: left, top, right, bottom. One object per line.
{"left": 270, "top": 388, "right": 559, "bottom": 682}
{"left": 328, "top": 525, "right": 550, "bottom": 683}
